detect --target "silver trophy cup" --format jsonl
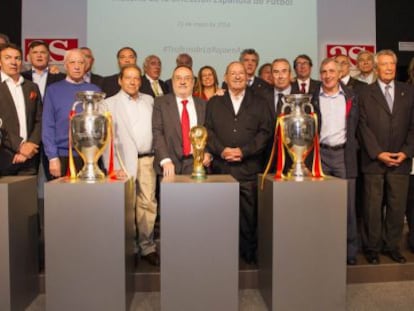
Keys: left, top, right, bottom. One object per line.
{"left": 71, "top": 91, "right": 108, "bottom": 181}
{"left": 280, "top": 94, "right": 316, "bottom": 180}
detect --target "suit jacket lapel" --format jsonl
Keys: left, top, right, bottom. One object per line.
{"left": 167, "top": 95, "right": 182, "bottom": 141}
{"left": 194, "top": 97, "right": 204, "bottom": 125}
{"left": 222, "top": 92, "right": 236, "bottom": 116}
{"left": 372, "top": 82, "right": 391, "bottom": 114}
{"left": 22, "top": 81, "right": 33, "bottom": 127}
{"left": 237, "top": 91, "right": 250, "bottom": 116}
{"left": 0, "top": 78, "right": 20, "bottom": 129}
{"left": 393, "top": 83, "right": 406, "bottom": 115}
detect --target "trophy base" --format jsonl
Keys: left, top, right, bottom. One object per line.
{"left": 77, "top": 163, "right": 106, "bottom": 182}
{"left": 287, "top": 163, "right": 312, "bottom": 181}
{"left": 191, "top": 169, "right": 207, "bottom": 180}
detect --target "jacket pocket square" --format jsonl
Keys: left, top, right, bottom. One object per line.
{"left": 29, "top": 91, "right": 37, "bottom": 101}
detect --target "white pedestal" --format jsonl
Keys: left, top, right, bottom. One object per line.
{"left": 258, "top": 175, "right": 347, "bottom": 311}
{"left": 0, "top": 176, "right": 39, "bottom": 311}
{"left": 45, "top": 178, "right": 135, "bottom": 311}
{"left": 161, "top": 175, "right": 239, "bottom": 311}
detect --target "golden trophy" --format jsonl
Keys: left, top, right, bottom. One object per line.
{"left": 190, "top": 125, "right": 208, "bottom": 180}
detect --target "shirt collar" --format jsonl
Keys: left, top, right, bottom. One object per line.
{"left": 31, "top": 67, "right": 48, "bottom": 74}
{"left": 341, "top": 75, "right": 351, "bottom": 85}
{"left": 145, "top": 74, "right": 157, "bottom": 84}
{"left": 229, "top": 89, "right": 245, "bottom": 100}
{"left": 1, "top": 71, "right": 24, "bottom": 85}
{"left": 377, "top": 79, "right": 395, "bottom": 92}
{"left": 274, "top": 85, "right": 291, "bottom": 96}
{"left": 176, "top": 95, "right": 193, "bottom": 103}
{"left": 66, "top": 76, "right": 85, "bottom": 84}
{"left": 120, "top": 89, "right": 140, "bottom": 101}
{"left": 320, "top": 84, "right": 345, "bottom": 98}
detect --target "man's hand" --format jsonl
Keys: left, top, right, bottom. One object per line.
{"left": 49, "top": 158, "right": 62, "bottom": 178}
{"left": 12, "top": 153, "right": 27, "bottom": 164}
{"left": 114, "top": 169, "right": 128, "bottom": 179}
{"left": 19, "top": 142, "right": 39, "bottom": 159}
{"left": 221, "top": 147, "right": 243, "bottom": 162}
{"left": 377, "top": 152, "right": 406, "bottom": 167}
{"left": 49, "top": 65, "right": 60, "bottom": 74}
{"left": 203, "top": 152, "right": 212, "bottom": 167}
{"left": 162, "top": 161, "right": 175, "bottom": 177}
{"left": 215, "top": 88, "right": 226, "bottom": 96}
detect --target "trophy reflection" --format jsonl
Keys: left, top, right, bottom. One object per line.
{"left": 190, "top": 125, "right": 208, "bottom": 180}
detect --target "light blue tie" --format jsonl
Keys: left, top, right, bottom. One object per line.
{"left": 384, "top": 85, "right": 393, "bottom": 112}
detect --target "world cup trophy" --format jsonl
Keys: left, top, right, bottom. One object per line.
{"left": 190, "top": 125, "right": 208, "bottom": 180}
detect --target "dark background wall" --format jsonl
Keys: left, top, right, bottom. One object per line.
{"left": 376, "top": 1, "right": 414, "bottom": 81}
{"left": 1, "top": 0, "right": 414, "bottom": 80}
{"left": 0, "top": 0, "right": 22, "bottom": 46}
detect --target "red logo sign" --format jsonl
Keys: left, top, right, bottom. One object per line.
{"left": 24, "top": 38, "right": 78, "bottom": 63}
{"left": 326, "top": 45, "right": 375, "bottom": 66}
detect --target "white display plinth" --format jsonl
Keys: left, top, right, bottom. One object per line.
{"left": 45, "top": 178, "right": 135, "bottom": 311}
{"left": 0, "top": 176, "right": 39, "bottom": 311}
{"left": 258, "top": 175, "right": 347, "bottom": 311}
{"left": 161, "top": 175, "right": 239, "bottom": 311}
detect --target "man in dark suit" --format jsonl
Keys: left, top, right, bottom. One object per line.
{"left": 21, "top": 40, "right": 65, "bottom": 97}
{"left": 80, "top": 47, "right": 104, "bottom": 88}
{"left": 152, "top": 65, "right": 209, "bottom": 177}
{"left": 291, "top": 54, "right": 321, "bottom": 94}
{"left": 21, "top": 40, "right": 65, "bottom": 180}
{"left": 102, "top": 47, "right": 137, "bottom": 98}
{"left": 359, "top": 49, "right": 414, "bottom": 264}
{"left": 335, "top": 54, "right": 367, "bottom": 95}
{"left": 266, "top": 58, "right": 294, "bottom": 119}
{"left": 261, "top": 58, "right": 296, "bottom": 173}
{"left": 0, "top": 43, "right": 42, "bottom": 175}
{"left": 140, "top": 55, "right": 169, "bottom": 98}
{"left": 205, "top": 61, "right": 272, "bottom": 264}
{"left": 312, "top": 58, "right": 359, "bottom": 265}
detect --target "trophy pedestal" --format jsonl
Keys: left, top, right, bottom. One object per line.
{"left": 161, "top": 175, "right": 239, "bottom": 311}
{"left": 0, "top": 176, "right": 39, "bottom": 311}
{"left": 44, "top": 178, "right": 135, "bottom": 311}
{"left": 258, "top": 175, "right": 347, "bottom": 311}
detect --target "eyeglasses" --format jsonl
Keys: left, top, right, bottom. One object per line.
{"left": 174, "top": 76, "right": 193, "bottom": 82}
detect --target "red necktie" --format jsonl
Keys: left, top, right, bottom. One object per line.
{"left": 181, "top": 100, "right": 191, "bottom": 156}
{"left": 300, "top": 83, "right": 306, "bottom": 93}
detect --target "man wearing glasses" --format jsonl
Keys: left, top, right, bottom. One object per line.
{"left": 291, "top": 54, "right": 321, "bottom": 94}
{"left": 152, "top": 65, "right": 211, "bottom": 177}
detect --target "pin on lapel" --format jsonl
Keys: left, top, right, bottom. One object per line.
{"left": 401, "top": 92, "right": 405, "bottom": 97}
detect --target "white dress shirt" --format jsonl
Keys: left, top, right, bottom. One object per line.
{"left": 2, "top": 73, "right": 27, "bottom": 141}
{"left": 319, "top": 87, "right": 347, "bottom": 146}
{"left": 32, "top": 67, "right": 48, "bottom": 98}
{"left": 229, "top": 90, "right": 245, "bottom": 115}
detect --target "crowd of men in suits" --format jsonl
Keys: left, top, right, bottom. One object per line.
{"left": 1, "top": 34, "right": 414, "bottom": 268}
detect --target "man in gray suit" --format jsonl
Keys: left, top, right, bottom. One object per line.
{"left": 359, "top": 49, "right": 414, "bottom": 264}
{"left": 152, "top": 65, "right": 210, "bottom": 176}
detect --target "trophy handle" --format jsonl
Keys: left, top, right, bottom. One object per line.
{"left": 71, "top": 100, "right": 82, "bottom": 112}
{"left": 304, "top": 102, "right": 314, "bottom": 113}
{"left": 280, "top": 102, "right": 291, "bottom": 115}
